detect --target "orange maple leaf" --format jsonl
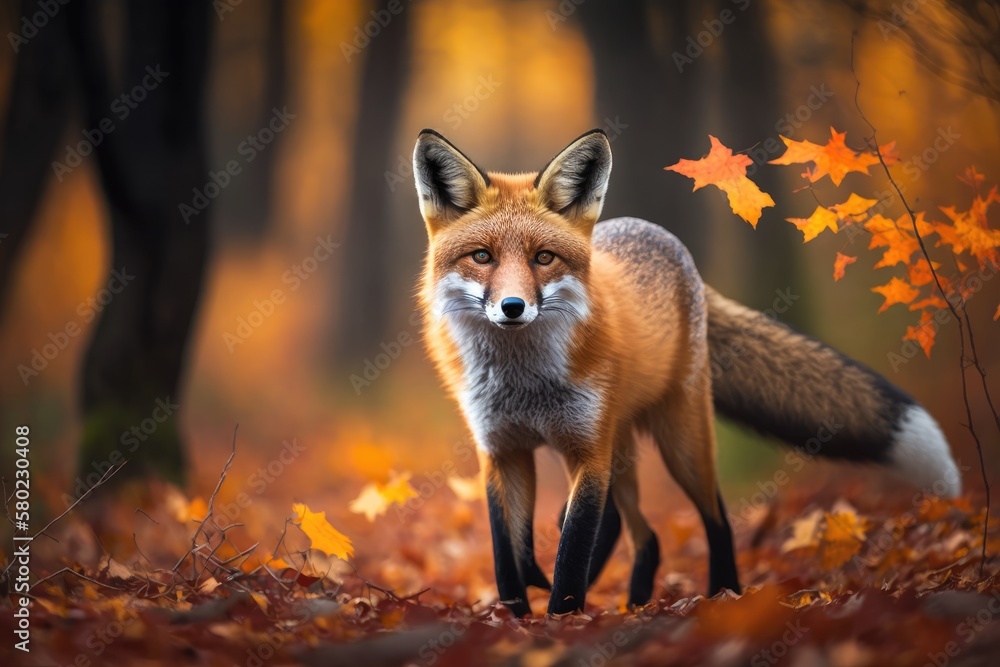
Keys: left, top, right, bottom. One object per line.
{"left": 872, "top": 277, "right": 920, "bottom": 313}
{"left": 959, "top": 165, "right": 986, "bottom": 189}
{"left": 665, "top": 135, "right": 775, "bottom": 227}
{"left": 903, "top": 311, "right": 937, "bottom": 357}
{"left": 787, "top": 206, "right": 839, "bottom": 243}
{"left": 909, "top": 295, "right": 948, "bottom": 311}
{"left": 833, "top": 252, "right": 857, "bottom": 281}
{"left": 292, "top": 503, "right": 354, "bottom": 560}
{"left": 907, "top": 258, "right": 942, "bottom": 287}
{"left": 769, "top": 127, "right": 881, "bottom": 186}
{"left": 938, "top": 186, "right": 1000, "bottom": 267}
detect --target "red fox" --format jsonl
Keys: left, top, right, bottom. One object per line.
{"left": 412, "top": 128, "right": 962, "bottom": 617}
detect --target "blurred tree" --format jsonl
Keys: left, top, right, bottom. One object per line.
{"left": 576, "top": 0, "right": 800, "bottom": 320}
{"left": 68, "top": 0, "right": 214, "bottom": 486}
{"left": 844, "top": 0, "right": 1000, "bottom": 101}
{"left": 0, "top": 0, "right": 215, "bottom": 489}
{"left": 224, "top": 0, "right": 289, "bottom": 239}
{"left": 0, "top": 0, "right": 74, "bottom": 313}
{"left": 333, "top": 0, "right": 413, "bottom": 372}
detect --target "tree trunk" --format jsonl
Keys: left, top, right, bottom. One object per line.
{"left": 67, "top": 0, "right": 214, "bottom": 487}
{"left": 0, "top": 0, "right": 74, "bottom": 318}
{"left": 333, "top": 0, "right": 412, "bottom": 374}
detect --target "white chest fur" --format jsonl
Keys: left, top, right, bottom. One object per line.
{"left": 433, "top": 273, "right": 603, "bottom": 451}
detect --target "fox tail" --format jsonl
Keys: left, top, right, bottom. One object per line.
{"left": 705, "top": 286, "right": 961, "bottom": 497}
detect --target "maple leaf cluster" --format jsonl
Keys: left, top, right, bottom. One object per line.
{"left": 666, "top": 128, "right": 1000, "bottom": 356}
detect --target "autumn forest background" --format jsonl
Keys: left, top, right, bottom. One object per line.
{"left": 1, "top": 0, "right": 999, "bottom": 665}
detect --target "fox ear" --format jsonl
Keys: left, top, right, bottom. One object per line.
{"left": 413, "top": 130, "right": 490, "bottom": 230}
{"left": 535, "top": 129, "right": 612, "bottom": 224}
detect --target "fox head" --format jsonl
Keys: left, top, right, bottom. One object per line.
{"left": 413, "top": 129, "right": 612, "bottom": 331}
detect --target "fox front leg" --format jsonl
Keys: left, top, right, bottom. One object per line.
{"left": 482, "top": 449, "right": 545, "bottom": 617}
{"left": 548, "top": 452, "right": 612, "bottom": 615}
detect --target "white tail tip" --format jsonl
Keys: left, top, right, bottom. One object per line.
{"left": 889, "top": 405, "right": 962, "bottom": 498}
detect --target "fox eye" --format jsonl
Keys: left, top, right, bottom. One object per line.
{"left": 472, "top": 250, "right": 492, "bottom": 264}
{"left": 535, "top": 251, "right": 555, "bottom": 265}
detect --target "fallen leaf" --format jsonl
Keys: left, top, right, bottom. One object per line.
{"left": 349, "top": 472, "right": 418, "bottom": 522}
{"left": 292, "top": 503, "right": 354, "bottom": 560}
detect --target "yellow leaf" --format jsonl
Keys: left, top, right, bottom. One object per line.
{"left": 665, "top": 135, "right": 775, "bottom": 227}
{"left": 788, "top": 206, "right": 839, "bottom": 243}
{"left": 349, "top": 472, "right": 418, "bottom": 522}
{"left": 292, "top": 503, "right": 354, "bottom": 560}
{"left": 830, "top": 193, "right": 877, "bottom": 219}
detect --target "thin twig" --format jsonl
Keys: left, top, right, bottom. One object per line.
{"left": 2, "top": 463, "right": 124, "bottom": 578}
{"left": 850, "top": 33, "right": 993, "bottom": 575}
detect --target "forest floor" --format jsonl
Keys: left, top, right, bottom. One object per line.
{"left": 3, "top": 450, "right": 1000, "bottom": 667}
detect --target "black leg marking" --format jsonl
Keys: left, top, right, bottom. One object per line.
{"left": 517, "top": 515, "right": 551, "bottom": 590}
{"left": 486, "top": 482, "right": 531, "bottom": 617}
{"left": 587, "top": 490, "right": 621, "bottom": 586}
{"left": 559, "top": 489, "right": 622, "bottom": 588}
{"left": 700, "top": 490, "right": 740, "bottom": 595}
{"left": 628, "top": 532, "right": 660, "bottom": 607}
{"left": 548, "top": 483, "right": 605, "bottom": 614}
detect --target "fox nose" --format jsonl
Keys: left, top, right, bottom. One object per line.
{"left": 500, "top": 297, "right": 526, "bottom": 319}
